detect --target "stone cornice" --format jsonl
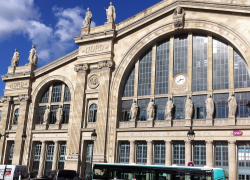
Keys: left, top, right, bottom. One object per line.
{"left": 34, "top": 49, "right": 78, "bottom": 77}
{"left": 18, "top": 94, "right": 30, "bottom": 102}
{"left": 1, "top": 71, "right": 33, "bottom": 81}
{"left": 97, "top": 60, "right": 114, "bottom": 69}
{"left": 0, "top": 96, "right": 12, "bottom": 103}
{"left": 74, "top": 63, "right": 89, "bottom": 72}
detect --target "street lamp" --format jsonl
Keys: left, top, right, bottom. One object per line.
{"left": 246, "top": 100, "right": 250, "bottom": 116}
{"left": 91, "top": 129, "right": 97, "bottom": 141}
{"left": 0, "top": 133, "right": 9, "bottom": 140}
{"left": 90, "top": 129, "right": 97, "bottom": 177}
{"left": 21, "top": 133, "right": 27, "bottom": 141}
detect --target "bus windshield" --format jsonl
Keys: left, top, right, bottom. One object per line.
{"left": 92, "top": 164, "right": 218, "bottom": 180}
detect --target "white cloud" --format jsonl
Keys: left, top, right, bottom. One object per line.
{"left": 0, "top": 0, "right": 96, "bottom": 64}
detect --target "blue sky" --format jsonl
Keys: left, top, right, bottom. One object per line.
{"left": 0, "top": 0, "right": 161, "bottom": 97}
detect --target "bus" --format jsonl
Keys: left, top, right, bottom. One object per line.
{"left": 92, "top": 163, "right": 228, "bottom": 180}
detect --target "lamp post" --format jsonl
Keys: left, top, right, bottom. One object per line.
{"left": 246, "top": 100, "right": 250, "bottom": 116}
{"left": 187, "top": 126, "right": 195, "bottom": 163}
{"left": 90, "top": 129, "right": 97, "bottom": 176}
{"left": 0, "top": 133, "right": 9, "bottom": 140}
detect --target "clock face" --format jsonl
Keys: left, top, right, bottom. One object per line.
{"left": 175, "top": 75, "right": 186, "bottom": 85}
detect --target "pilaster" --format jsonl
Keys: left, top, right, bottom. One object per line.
{"left": 207, "top": 35, "right": 213, "bottom": 91}
{"left": 147, "top": 140, "right": 153, "bottom": 165}
{"left": 168, "top": 36, "right": 174, "bottom": 93}
{"left": 206, "top": 140, "right": 213, "bottom": 167}
{"left": 38, "top": 141, "right": 46, "bottom": 178}
{"left": 165, "top": 141, "right": 172, "bottom": 166}
{"left": 185, "top": 140, "right": 192, "bottom": 165}
{"left": 134, "top": 60, "right": 139, "bottom": 97}
{"left": 228, "top": 141, "right": 237, "bottom": 180}
{"left": 129, "top": 140, "right": 135, "bottom": 164}
{"left": 151, "top": 44, "right": 156, "bottom": 95}
{"left": 228, "top": 45, "right": 234, "bottom": 90}
{"left": 187, "top": 33, "right": 193, "bottom": 92}
{"left": 52, "top": 141, "right": 59, "bottom": 171}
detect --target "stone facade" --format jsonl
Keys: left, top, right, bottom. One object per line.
{"left": 1, "top": 1, "right": 250, "bottom": 179}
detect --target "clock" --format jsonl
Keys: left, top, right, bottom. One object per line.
{"left": 175, "top": 75, "right": 186, "bottom": 85}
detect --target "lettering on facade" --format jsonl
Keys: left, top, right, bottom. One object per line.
{"left": 82, "top": 44, "right": 109, "bottom": 54}
{"left": 8, "top": 81, "right": 28, "bottom": 89}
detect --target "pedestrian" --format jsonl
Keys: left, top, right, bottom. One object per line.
{"left": 28, "top": 172, "right": 30, "bottom": 180}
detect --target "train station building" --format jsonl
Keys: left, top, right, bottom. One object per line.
{"left": 1, "top": 0, "right": 250, "bottom": 179}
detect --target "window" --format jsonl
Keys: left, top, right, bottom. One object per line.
{"left": 173, "top": 142, "right": 185, "bottom": 166}
{"left": 137, "top": 142, "right": 147, "bottom": 164}
{"left": 238, "top": 142, "right": 250, "bottom": 179}
{"left": 51, "top": 84, "right": 62, "bottom": 102}
{"left": 121, "top": 100, "right": 132, "bottom": 121}
{"left": 38, "top": 106, "right": 46, "bottom": 124}
{"left": 8, "top": 143, "right": 14, "bottom": 164}
{"left": 0, "top": 111, "right": 2, "bottom": 122}
{"left": 236, "top": 92, "right": 250, "bottom": 118}
{"left": 85, "top": 142, "right": 93, "bottom": 177}
{"left": 13, "top": 109, "right": 19, "bottom": 125}
{"left": 192, "top": 35, "right": 208, "bottom": 91}
{"left": 174, "top": 34, "right": 188, "bottom": 76}
{"left": 45, "top": 143, "right": 54, "bottom": 176}
{"left": 33, "top": 143, "right": 42, "bottom": 171}
{"left": 213, "top": 94, "right": 228, "bottom": 118}
{"left": 155, "top": 98, "right": 168, "bottom": 120}
{"left": 58, "top": 144, "right": 66, "bottom": 170}
{"left": 64, "top": 85, "right": 71, "bottom": 101}
{"left": 173, "top": 96, "right": 186, "bottom": 120}
{"left": 215, "top": 142, "right": 228, "bottom": 168}
{"left": 156, "top": 39, "right": 170, "bottom": 94}
{"left": 123, "top": 66, "right": 135, "bottom": 97}
{"left": 40, "top": 88, "right": 49, "bottom": 103}
{"left": 154, "top": 142, "right": 165, "bottom": 165}
{"left": 50, "top": 105, "right": 59, "bottom": 124}
{"left": 213, "top": 39, "right": 229, "bottom": 90}
{"left": 120, "top": 142, "right": 130, "bottom": 163}
{"left": 63, "top": 105, "right": 70, "bottom": 124}
{"left": 138, "top": 99, "right": 150, "bottom": 121}
{"left": 138, "top": 49, "right": 152, "bottom": 96}
{"left": 193, "top": 142, "right": 206, "bottom": 166}
{"left": 88, "top": 104, "right": 97, "bottom": 122}
{"left": 234, "top": 51, "right": 250, "bottom": 88}
{"left": 192, "top": 95, "right": 207, "bottom": 119}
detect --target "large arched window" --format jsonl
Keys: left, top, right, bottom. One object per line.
{"left": 38, "top": 82, "right": 71, "bottom": 125}
{"left": 13, "top": 109, "right": 19, "bottom": 125}
{"left": 121, "top": 33, "right": 250, "bottom": 122}
{"left": 88, "top": 104, "right": 97, "bottom": 122}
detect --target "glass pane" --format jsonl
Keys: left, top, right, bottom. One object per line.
{"left": 123, "top": 66, "right": 135, "bottom": 97}
{"left": 173, "top": 96, "right": 186, "bottom": 120}
{"left": 40, "top": 87, "right": 49, "bottom": 103}
{"left": 138, "top": 99, "right": 150, "bottom": 121}
{"left": 155, "top": 98, "right": 168, "bottom": 120}
{"left": 88, "top": 104, "right": 98, "bottom": 122}
{"left": 120, "top": 142, "right": 130, "bottom": 164}
{"left": 192, "top": 95, "right": 207, "bottom": 119}
{"left": 38, "top": 106, "right": 46, "bottom": 124}
{"left": 154, "top": 142, "right": 165, "bottom": 165}
{"left": 173, "top": 142, "right": 185, "bottom": 165}
{"left": 121, "top": 100, "right": 133, "bottom": 121}
{"left": 50, "top": 106, "right": 59, "bottom": 124}
{"left": 13, "top": 109, "right": 19, "bottom": 125}
{"left": 236, "top": 92, "right": 250, "bottom": 118}
{"left": 63, "top": 105, "right": 70, "bottom": 124}
{"left": 51, "top": 84, "right": 62, "bottom": 102}
{"left": 213, "top": 94, "right": 228, "bottom": 118}
{"left": 64, "top": 85, "right": 71, "bottom": 101}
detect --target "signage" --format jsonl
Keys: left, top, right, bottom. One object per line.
{"left": 233, "top": 130, "right": 243, "bottom": 136}
{"left": 187, "top": 162, "right": 195, "bottom": 167}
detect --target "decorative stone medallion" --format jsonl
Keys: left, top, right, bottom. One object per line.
{"left": 172, "top": 73, "right": 188, "bottom": 93}
{"left": 88, "top": 74, "right": 99, "bottom": 89}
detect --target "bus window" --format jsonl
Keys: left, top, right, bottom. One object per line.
{"left": 93, "top": 167, "right": 108, "bottom": 179}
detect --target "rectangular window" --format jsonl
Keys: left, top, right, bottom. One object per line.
{"left": 213, "top": 94, "right": 228, "bottom": 118}
{"left": 236, "top": 92, "right": 250, "bottom": 118}
{"left": 174, "top": 34, "right": 188, "bottom": 76}
{"left": 123, "top": 66, "right": 135, "bottom": 97}
{"left": 121, "top": 100, "right": 132, "bottom": 121}
{"left": 138, "top": 99, "right": 150, "bottom": 121}
{"left": 138, "top": 49, "right": 152, "bottom": 96}
{"left": 215, "top": 142, "right": 228, "bottom": 169}
{"left": 173, "top": 142, "right": 185, "bottom": 166}
{"left": 51, "top": 84, "right": 62, "bottom": 102}
{"left": 63, "top": 104, "right": 70, "bottom": 124}
{"left": 156, "top": 39, "right": 170, "bottom": 94}
{"left": 40, "top": 89, "right": 49, "bottom": 103}
{"left": 155, "top": 98, "right": 168, "bottom": 120}
{"left": 238, "top": 142, "right": 250, "bottom": 178}
{"left": 85, "top": 142, "right": 93, "bottom": 178}
{"left": 8, "top": 143, "right": 14, "bottom": 164}
{"left": 192, "top": 95, "right": 207, "bottom": 119}
{"left": 213, "top": 39, "right": 229, "bottom": 90}
{"left": 33, "top": 143, "right": 42, "bottom": 172}
{"left": 120, "top": 142, "right": 130, "bottom": 164}
{"left": 137, "top": 142, "right": 147, "bottom": 164}
{"left": 38, "top": 106, "right": 46, "bottom": 124}
{"left": 58, "top": 144, "right": 66, "bottom": 170}
{"left": 50, "top": 105, "right": 59, "bottom": 124}
{"left": 193, "top": 142, "right": 206, "bottom": 166}
{"left": 45, "top": 143, "right": 54, "bottom": 176}
{"left": 173, "top": 96, "right": 186, "bottom": 120}
{"left": 192, "top": 35, "right": 208, "bottom": 91}
{"left": 154, "top": 142, "right": 165, "bottom": 165}
{"left": 64, "top": 85, "right": 71, "bottom": 101}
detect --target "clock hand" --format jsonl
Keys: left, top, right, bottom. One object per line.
{"left": 178, "top": 78, "right": 184, "bottom": 82}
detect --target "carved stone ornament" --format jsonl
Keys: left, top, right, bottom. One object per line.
{"left": 130, "top": 99, "right": 138, "bottom": 121}
{"left": 205, "top": 94, "right": 214, "bottom": 119}
{"left": 11, "top": 48, "right": 20, "bottom": 67}
{"left": 74, "top": 63, "right": 89, "bottom": 72}
{"left": 165, "top": 97, "right": 174, "bottom": 120}
{"left": 88, "top": 75, "right": 99, "bottom": 89}
{"left": 0, "top": 96, "right": 12, "bottom": 103}
{"left": 97, "top": 60, "right": 114, "bottom": 69}
{"left": 18, "top": 94, "right": 30, "bottom": 102}
{"left": 173, "top": 6, "right": 185, "bottom": 30}
{"left": 28, "top": 45, "right": 38, "bottom": 66}
{"left": 83, "top": 8, "right": 92, "bottom": 33}
{"left": 56, "top": 105, "right": 63, "bottom": 125}
{"left": 228, "top": 92, "right": 237, "bottom": 118}
{"left": 173, "top": 73, "right": 188, "bottom": 93}
{"left": 147, "top": 98, "right": 155, "bottom": 121}
{"left": 185, "top": 95, "right": 193, "bottom": 119}
{"left": 104, "top": 2, "right": 116, "bottom": 23}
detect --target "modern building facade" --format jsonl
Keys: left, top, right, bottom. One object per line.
{"left": 1, "top": 0, "right": 250, "bottom": 179}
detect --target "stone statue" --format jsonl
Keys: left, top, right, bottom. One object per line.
{"left": 104, "top": 2, "right": 116, "bottom": 23}
{"left": 185, "top": 95, "right": 193, "bottom": 119}
{"left": 56, "top": 105, "right": 63, "bottom": 124}
{"left": 130, "top": 99, "right": 138, "bottom": 121}
{"left": 43, "top": 105, "right": 50, "bottom": 125}
{"left": 228, "top": 92, "right": 237, "bottom": 118}
{"left": 173, "top": 6, "right": 185, "bottom": 30}
{"left": 11, "top": 49, "right": 19, "bottom": 67}
{"left": 205, "top": 94, "right": 214, "bottom": 119}
{"left": 28, "top": 45, "right": 38, "bottom": 65}
{"left": 147, "top": 98, "right": 155, "bottom": 121}
{"left": 83, "top": 8, "right": 92, "bottom": 33}
{"left": 165, "top": 97, "right": 174, "bottom": 119}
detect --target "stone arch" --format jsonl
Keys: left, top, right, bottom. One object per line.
{"left": 106, "top": 19, "right": 250, "bottom": 162}
{"left": 32, "top": 75, "right": 74, "bottom": 103}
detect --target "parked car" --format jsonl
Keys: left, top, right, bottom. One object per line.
{"left": 49, "top": 170, "right": 77, "bottom": 180}
{"left": 0, "top": 165, "right": 28, "bottom": 180}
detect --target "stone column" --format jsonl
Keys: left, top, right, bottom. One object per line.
{"left": 12, "top": 95, "right": 30, "bottom": 165}
{"left": 185, "top": 140, "right": 192, "bottom": 165}
{"left": 206, "top": 140, "right": 213, "bottom": 167}
{"left": 65, "top": 64, "right": 89, "bottom": 171}
{"left": 38, "top": 141, "right": 46, "bottom": 178}
{"left": 129, "top": 140, "right": 135, "bottom": 164}
{"left": 0, "top": 97, "right": 12, "bottom": 164}
{"left": 168, "top": 36, "right": 174, "bottom": 93}
{"left": 147, "top": 141, "right": 153, "bottom": 165}
{"left": 165, "top": 141, "right": 172, "bottom": 166}
{"left": 52, "top": 141, "right": 59, "bottom": 171}
{"left": 93, "top": 61, "right": 113, "bottom": 163}
{"left": 228, "top": 141, "right": 237, "bottom": 180}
